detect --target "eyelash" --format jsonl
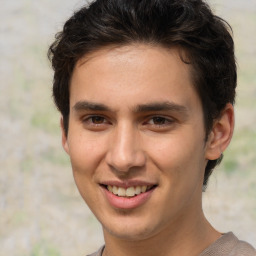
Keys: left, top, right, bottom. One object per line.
{"left": 82, "top": 115, "right": 109, "bottom": 126}
{"left": 81, "top": 115, "right": 175, "bottom": 130}
{"left": 146, "top": 116, "right": 174, "bottom": 126}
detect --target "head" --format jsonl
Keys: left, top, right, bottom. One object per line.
{"left": 48, "top": 0, "right": 236, "bottom": 188}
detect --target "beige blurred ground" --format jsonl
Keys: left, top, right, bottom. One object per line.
{"left": 0, "top": 0, "right": 255, "bottom": 255}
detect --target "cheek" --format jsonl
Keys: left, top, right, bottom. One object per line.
{"left": 67, "top": 133, "right": 108, "bottom": 205}
{"left": 145, "top": 131, "right": 205, "bottom": 178}
{"left": 67, "top": 132, "right": 107, "bottom": 175}
{"left": 146, "top": 135, "right": 194, "bottom": 163}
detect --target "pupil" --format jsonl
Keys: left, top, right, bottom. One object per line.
{"left": 92, "top": 116, "right": 104, "bottom": 124}
{"left": 153, "top": 117, "right": 165, "bottom": 124}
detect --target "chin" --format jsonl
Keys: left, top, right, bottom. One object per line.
{"left": 102, "top": 216, "right": 160, "bottom": 241}
{"left": 105, "top": 227, "right": 153, "bottom": 241}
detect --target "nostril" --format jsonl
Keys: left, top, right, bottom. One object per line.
{"left": 106, "top": 150, "right": 146, "bottom": 172}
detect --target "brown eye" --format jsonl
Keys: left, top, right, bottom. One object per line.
{"left": 146, "top": 116, "right": 174, "bottom": 129}
{"left": 91, "top": 116, "right": 105, "bottom": 124}
{"left": 152, "top": 117, "right": 167, "bottom": 125}
{"left": 82, "top": 115, "right": 111, "bottom": 131}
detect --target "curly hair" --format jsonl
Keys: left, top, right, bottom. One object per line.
{"left": 48, "top": 0, "right": 236, "bottom": 188}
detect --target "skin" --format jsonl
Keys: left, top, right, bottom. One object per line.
{"left": 62, "top": 44, "right": 234, "bottom": 256}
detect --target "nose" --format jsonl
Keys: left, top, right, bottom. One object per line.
{"left": 106, "top": 123, "right": 146, "bottom": 173}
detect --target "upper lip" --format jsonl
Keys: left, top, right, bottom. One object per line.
{"left": 100, "top": 180, "right": 157, "bottom": 188}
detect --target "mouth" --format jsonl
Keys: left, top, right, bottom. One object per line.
{"left": 101, "top": 184, "right": 157, "bottom": 198}
{"left": 100, "top": 182, "right": 157, "bottom": 209}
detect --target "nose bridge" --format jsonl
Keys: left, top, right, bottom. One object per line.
{"left": 106, "top": 121, "right": 145, "bottom": 172}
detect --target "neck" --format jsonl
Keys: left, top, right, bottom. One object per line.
{"left": 102, "top": 212, "right": 220, "bottom": 256}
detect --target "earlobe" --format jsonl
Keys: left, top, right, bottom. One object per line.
{"left": 60, "top": 117, "right": 70, "bottom": 155}
{"left": 205, "top": 103, "right": 235, "bottom": 160}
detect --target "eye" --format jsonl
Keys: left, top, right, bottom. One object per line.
{"left": 82, "top": 115, "right": 111, "bottom": 130}
{"left": 143, "top": 116, "right": 175, "bottom": 132}
{"left": 84, "top": 115, "right": 107, "bottom": 124}
{"left": 147, "top": 116, "right": 173, "bottom": 126}
{"left": 90, "top": 116, "right": 106, "bottom": 124}
{"left": 149, "top": 117, "right": 169, "bottom": 125}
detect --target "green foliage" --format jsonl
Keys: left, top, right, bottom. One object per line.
{"left": 31, "top": 110, "right": 59, "bottom": 135}
{"left": 13, "top": 211, "right": 28, "bottom": 225}
{"left": 222, "top": 128, "right": 256, "bottom": 175}
{"left": 42, "top": 147, "right": 69, "bottom": 166}
{"left": 30, "top": 241, "right": 60, "bottom": 256}
{"left": 223, "top": 159, "right": 238, "bottom": 174}
{"left": 21, "top": 156, "right": 34, "bottom": 173}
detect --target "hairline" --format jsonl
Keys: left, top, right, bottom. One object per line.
{"left": 65, "top": 42, "right": 210, "bottom": 137}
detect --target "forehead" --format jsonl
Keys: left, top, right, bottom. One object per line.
{"left": 76, "top": 44, "right": 190, "bottom": 74}
{"left": 70, "top": 44, "right": 200, "bottom": 111}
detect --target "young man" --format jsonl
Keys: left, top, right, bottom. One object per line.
{"left": 48, "top": 0, "right": 256, "bottom": 255}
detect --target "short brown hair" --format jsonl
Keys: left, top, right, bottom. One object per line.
{"left": 48, "top": 0, "right": 236, "bottom": 188}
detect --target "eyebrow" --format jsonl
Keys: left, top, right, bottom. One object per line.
{"left": 73, "top": 101, "right": 111, "bottom": 112}
{"left": 73, "top": 100, "right": 189, "bottom": 116}
{"left": 135, "top": 102, "right": 188, "bottom": 114}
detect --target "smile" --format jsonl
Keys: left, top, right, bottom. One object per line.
{"left": 100, "top": 182, "right": 157, "bottom": 209}
{"left": 106, "top": 185, "right": 154, "bottom": 197}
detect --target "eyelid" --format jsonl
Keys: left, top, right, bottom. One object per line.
{"left": 82, "top": 114, "right": 111, "bottom": 125}
{"left": 144, "top": 115, "right": 175, "bottom": 126}
{"left": 80, "top": 114, "right": 175, "bottom": 130}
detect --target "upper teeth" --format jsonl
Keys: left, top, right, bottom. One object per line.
{"left": 107, "top": 185, "right": 149, "bottom": 197}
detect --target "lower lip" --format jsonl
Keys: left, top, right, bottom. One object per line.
{"left": 102, "top": 187, "right": 155, "bottom": 210}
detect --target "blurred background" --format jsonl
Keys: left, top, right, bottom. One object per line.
{"left": 0, "top": 0, "right": 255, "bottom": 255}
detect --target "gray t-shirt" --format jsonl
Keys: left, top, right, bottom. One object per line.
{"left": 87, "top": 232, "right": 256, "bottom": 256}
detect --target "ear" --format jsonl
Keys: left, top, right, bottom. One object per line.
{"left": 205, "top": 103, "right": 235, "bottom": 160}
{"left": 60, "top": 117, "right": 70, "bottom": 155}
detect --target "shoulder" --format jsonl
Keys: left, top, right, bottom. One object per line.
{"left": 200, "top": 232, "right": 256, "bottom": 256}
{"left": 232, "top": 239, "right": 256, "bottom": 256}
{"left": 86, "top": 246, "right": 104, "bottom": 256}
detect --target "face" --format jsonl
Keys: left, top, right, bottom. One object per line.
{"left": 63, "top": 44, "right": 213, "bottom": 241}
